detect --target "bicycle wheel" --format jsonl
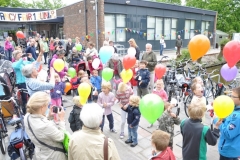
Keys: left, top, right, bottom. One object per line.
{"left": 184, "top": 94, "right": 193, "bottom": 117}
{"left": 19, "top": 148, "right": 26, "bottom": 160}
{"left": 205, "top": 79, "right": 215, "bottom": 100}
{"left": 0, "top": 132, "right": 6, "bottom": 154}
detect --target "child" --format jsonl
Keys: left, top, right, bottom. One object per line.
{"left": 130, "top": 60, "right": 138, "bottom": 95}
{"left": 87, "top": 56, "right": 103, "bottom": 76}
{"left": 181, "top": 102, "right": 222, "bottom": 160}
{"left": 68, "top": 96, "right": 83, "bottom": 132}
{"left": 216, "top": 87, "right": 240, "bottom": 160}
{"left": 115, "top": 82, "right": 133, "bottom": 139}
{"left": 122, "top": 95, "right": 141, "bottom": 147}
{"left": 50, "top": 73, "right": 65, "bottom": 106}
{"left": 135, "top": 60, "right": 150, "bottom": 97}
{"left": 192, "top": 76, "right": 204, "bottom": 87}
{"left": 157, "top": 102, "right": 181, "bottom": 149}
{"left": 150, "top": 130, "right": 176, "bottom": 160}
{"left": 153, "top": 79, "right": 168, "bottom": 102}
{"left": 191, "top": 82, "right": 206, "bottom": 106}
{"left": 90, "top": 70, "right": 102, "bottom": 102}
{"left": 71, "top": 70, "right": 85, "bottom": 96}
{"left": 81, "top": 74, "right": 94, "bottom": 103}
{"left": 97, "top": 82, "right": 117, "bottom": 132}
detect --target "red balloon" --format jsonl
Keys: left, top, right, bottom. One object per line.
{"left": 123, "top": 55, "right": 136, "bottom": 70}
{"left": 16, "top": 31, "right": 25, "bottom": 39}
{"left": 223, "top": 41, "right": 240, "bottom": 68}
{"left": 155, "top": 64, "right": 166, "bottom": 79}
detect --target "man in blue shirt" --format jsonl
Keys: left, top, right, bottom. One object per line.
{"left": 25, "top": 39, "right": 37, "bottom": 60}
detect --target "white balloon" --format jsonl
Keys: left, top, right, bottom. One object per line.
{"left": 92, "top": 58, "right": 101, "bottom": 69}
{"left": 127, "top": 47, "right": 136, "bottom": 56}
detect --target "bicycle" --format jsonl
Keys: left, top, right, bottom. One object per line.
{"left": 0, "top": 99, "right": 8, "bottom": 154}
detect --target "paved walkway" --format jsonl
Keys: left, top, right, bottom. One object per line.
{"left": 1, "top": 52, "right": 222, "bottom": 160}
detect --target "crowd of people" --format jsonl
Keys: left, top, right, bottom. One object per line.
{"left": 1, "top": 33, "right": 239, "bottom": 160}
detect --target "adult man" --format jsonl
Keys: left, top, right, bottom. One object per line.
{"left": 141, "top": 43, "right": 157, "bottom": 93}
{"left": 175, "top": 35, "right": 183, "bottom": 56}
{"left": 21, "top": 52, "right": 55, "bottom": 96}
{"left": 66, "top": 38, "right": 75, "bottom": 58}
{"left": 25, "top": 39, "right": 37, "bottom": 60}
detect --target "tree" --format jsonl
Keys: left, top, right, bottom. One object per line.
{"left": 154, "top": 0, "right": 181, "bottom": 5}
{"left": 0, "top": 0, "right": 29, "bottom": 7}
{"left": 185, "top": 0, "right": 240, "bottom": 32}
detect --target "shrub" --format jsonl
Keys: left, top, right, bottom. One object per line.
{"left": 220, "top": 38, "right": 230, "bottom": 47}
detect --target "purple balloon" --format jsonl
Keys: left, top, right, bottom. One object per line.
{"left": 220, "top": 64, "right": 238, "bottom": 81}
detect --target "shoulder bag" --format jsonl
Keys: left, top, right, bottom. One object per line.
{"left": 104, "top": 137, "right": 108, "bottom": 160}
{"left": 27, "top": 115, "right": 67, "bottom": 154}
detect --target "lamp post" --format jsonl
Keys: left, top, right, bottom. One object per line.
{"left": 90, "top": 0, "right": 99, "bottom": 51}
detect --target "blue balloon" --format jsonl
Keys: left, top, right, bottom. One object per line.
{"left": 99, "top": 46, "right": 113, "bottom": 64}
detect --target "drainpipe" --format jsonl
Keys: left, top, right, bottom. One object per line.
{"left": 84, "top": 0, "right": 88, "bottom": 38}
{"left": 95, "top": 0, "right": 98, "bottom": 51}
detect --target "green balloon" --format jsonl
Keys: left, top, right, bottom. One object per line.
{"left": 68, "top": 67, "right": 76, "bottom": 78}
{"left": 76, "top": 44, "right": 82, "bottom": 51}
{"left": 102, "top": 68, "right": 113, "bottom": 81}
{"left": 139, "top": 94, "right": 164, "bottom": 124}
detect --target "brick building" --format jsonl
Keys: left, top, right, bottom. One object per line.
{"left": 57, "top": 0, "right": 217, "bottom": 51}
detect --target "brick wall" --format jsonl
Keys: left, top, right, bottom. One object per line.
{"left": 57, "top": 0, "right": 105, "bottom": 50}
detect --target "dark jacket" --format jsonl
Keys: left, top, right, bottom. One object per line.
{"left": 175, "top": 38, "right": 183, "bottom": 47}
{"left": 135, "top": 68, "right": 150, "bottom": 88}
{"left": 181, "top": 119, "right": 220, "bottom": 160}
{"left": 66, "top": 42, "right": 75, "bottom": 56}
{"left": 106, "top": 59, "right": 123, "bottom": 77}
{"left": 135, "top": 46, "right": 140, "bottom": 60}
{"left": 68, "top": 105, "right": 83, "bottom": 132}
{"left": 50, "top": 82, "right": 65, "bottom": 99}
{"left": 0, "top": 46, "right": 4, "bottom": 54}
{"left": 141, "top": 51, "right": 157, "bottom": 72}
{"left": 126, "top": 105, "right": 141, "bottom": 127}
{"left": 25, "top": 46, "right": 37, "bottom": 60}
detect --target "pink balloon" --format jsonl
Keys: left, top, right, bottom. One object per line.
{"left": 127, "top": 47, "right": 136, "bottom": 56}
{"left": 92, "top": 58, "right": 100, "bottom": 69}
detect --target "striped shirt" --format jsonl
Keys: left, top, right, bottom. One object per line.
{"left": 26, "top": 78, "right": 55, "bottom": 96}
{"left": 115, "top": 87, "right": 133, "bottom": 106}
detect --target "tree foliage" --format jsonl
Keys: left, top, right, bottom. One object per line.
{"left": 0, "top": 0, "right": 65, "bottom": 9}
{"left": 185, "top": 0, "right": 240, "bottom": 32}
{"left": 154, "top": 0, "right": 181, "bottom": 5}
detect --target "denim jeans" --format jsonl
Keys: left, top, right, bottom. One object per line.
{"left": 160, "top": 44, "right": 164, "bottom": 55}
{"left": 43, "top": 52, "right": 48, "bottom": 63}
{"left": 127, "top": 125, "right": 139, "bottom": 144}
{"left": 16, "top": 83, "right": 28, "bottom": 114}
{"left": 5, "top": 50, "right": 12, "bottom": 61}
{"left": 100, "top": 113, "right": 114, "bottom": 131}
{"left": 220, "top": 155, "right": 238, "bottom": 160}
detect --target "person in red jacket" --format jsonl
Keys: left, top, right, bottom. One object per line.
{"left": 87, "top": 56, "right": 103, "bottom": 76}
{"left": 130, "top": 61, "right": 138, "bottom": 95}
{"left": 149, "top": 130, "right": 176, "bottom": 160}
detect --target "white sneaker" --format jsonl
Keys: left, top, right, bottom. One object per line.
{"left": 110, "top": 128, "right": 117, "bottom": 133}
{"left": 119, "top": 132, "right": 124, "bottom": 139}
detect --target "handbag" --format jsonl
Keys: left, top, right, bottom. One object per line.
{"left": 27, "top": 115, "right": 67, "bottom": 154}
{"left": 163, "top": 43, "right": 166, "bottom": 48}
{"left": 104, "top": 137, "right": 108, "bottom": 160}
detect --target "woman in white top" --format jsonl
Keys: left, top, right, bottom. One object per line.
{"left": 160, "top": 36, "right": 165, "bottom": 56}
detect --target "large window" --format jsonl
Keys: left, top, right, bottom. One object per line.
{"left": 201, "top": 21, "right": 210, "bottom": 36}
{"left": 104, "top": 14, "right": 115, "bottom": 42}
{"left": 155, "top": 17, "right": 163, "bottom": 40}
{"left": 164, "top": 18, "right": 171, "bottom": 40}
{"left": 147, "top": 16, "right": 155, "bottom": 40}
{"left": 171, "top": 18, "right": 177, "bottom": 40}
{"left": 184, "top": 20, "right": 195, "bottom": 39}
{"left": 104, "top": 14, "right": 126, "bottom": 42}
{"left": 116, "top": 14, "right": 126, "bottom": 42}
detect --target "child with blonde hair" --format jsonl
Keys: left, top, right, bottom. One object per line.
{"left": 157, "top": 102, "right": 181, "bottom": 149}
{"left": 116, "top": 82, "right": 133, "bottom": 139}
{"left": 122, "top": 95, "right": 141, "bottom": 147}
{"left": 68, "top": 96, "right": 83, "bottom": 132}
{"left": 97, "top": 82, "right": 117, "bottom": 132}
{"left": 71, "top": 70, "right": 85, "bottom": 96}
{"left": 191, "top": 82, "right": 206, "bottom": 106}
{"left": 50, "top": 73, "right": 65, "bottom": 106}
{"left": 181, "top": 102, "right": 222, "bottom": 160}
{"left": 153, "top": 79, "right": 168, "bottom": 102}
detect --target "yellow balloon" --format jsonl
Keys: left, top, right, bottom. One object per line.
{"left": 53, "top": 59, "right": 65, "bottom": 72}
{"left": 80, "top": 97, "right": 88, "bottom": 105}
{"left": 120, "top": 69, "right": 133, "bottom": 83}
{"left": 213, "top": 95, "right": 234, "bottom": 118}
{"left": 78, "top": 82, "right": 91, "bottom": 99}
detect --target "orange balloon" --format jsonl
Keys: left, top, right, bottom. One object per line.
{"left": 188, "top": 35, "right": 210, "bottom": 61}
{"left": 64, "top": 82, "right": 72, "bottom": 93}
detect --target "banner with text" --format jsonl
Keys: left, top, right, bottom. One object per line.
{"left": 0, "top": 10, "right": 57, "bottom": 22}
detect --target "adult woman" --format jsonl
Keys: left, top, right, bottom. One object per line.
{"left": 49, "top": 37, "right": 55, "bottom": 58}
{"left": 24, "top": 92, "right": 67, "bottom": 160}
{"left": 128, "top": 38, "right": 140, "bottom": 60}
{"left": 159, "top": 36, "right": 165, "bottom": 56}
{"left": 4, "top": 36, "right": 14, "bottom": 61}
{"left": 85, "top": 42, "right": 98, "bottom": 58}
{"left": 75, "top": 37, "right": 81, "bottom": 45}
{"left": 35, "top": 37, "right": 41, "bottom": 57}
{"left": 12, "top": 50, "right": 35, "bottom": 114}
{"left": 42, "top": 37, "right": 49, "bottom": 64}
{"left": 68, "top": 103, "right": 120, "bottom": 160}
{"left": 50, "top": 49, "right": 68, "bottom": 80}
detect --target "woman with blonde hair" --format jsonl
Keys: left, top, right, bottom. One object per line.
{"left": 115, "top": 82, "right": 133, "bottom": 139}
{"left": 75, "top": 37, "right": 81, "bottom": 45}
{"left": 128, "top": 38, "right": 140, "bottom": 60}
{"left": 24, "top": 92, "right": 67, "bottom": 160}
